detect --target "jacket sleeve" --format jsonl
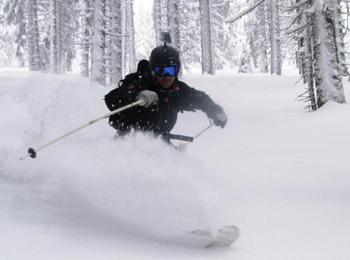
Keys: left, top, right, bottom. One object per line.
{"left": 179, "top": 82, "right": 224, "bottom": 118}
{"left": 104, "top": 82, "right": 143, "bottom": 132}
{"left": 104, "top": 83, "right": 140, "bottom": 111}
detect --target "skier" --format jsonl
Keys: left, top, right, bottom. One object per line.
{"left": 104, "top": 43, "right": 227, "bottom": 142}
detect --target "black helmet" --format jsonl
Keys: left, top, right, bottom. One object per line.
{"left": 149, "top": 44, "right": 181, "bottom": 71}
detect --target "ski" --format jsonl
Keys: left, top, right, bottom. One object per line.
{"left": 182, "top": 225, "right": 240, "bottom": 248}
{"left": 207, "top": 225, "right": 240, "bottom": 247}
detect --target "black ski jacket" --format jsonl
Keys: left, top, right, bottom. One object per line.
{"left": 104, "top": 76, "right": 223, "bottom": 137}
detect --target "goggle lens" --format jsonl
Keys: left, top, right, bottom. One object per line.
{"left": 153, "top": 65, "right": 179, "bottom": 77}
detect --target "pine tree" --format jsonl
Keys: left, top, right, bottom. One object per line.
{"left": 4, "top": 0, "right": 27, "bottom": 67}
{"left": 267, "top": 0, "right": 282, "bottom": 75}
{"left": 26, "top": 0, "right": 43, "bottom": 71}
{"left": 153, "top": 0, "right": 167, "bottom": 45}
{"left": 122, "top": 0, "right": 136, "bottom": 74}
{"left": 179, "top": 0, "right": 201, "bottom": 70}
{"left": 199, "top": 0, "right": 214, "bottom": 74}
{"left": 290, "top": 0, "right": 346, "bottom": 109}
{"left": 313, "top": 0, "right": 345, "bottom": 106}
{"left": 167, "top": 0, "right": 181, "bottom": 51}
{"left": 255, "top": 1, "right": 269, "bottom": 72}
{"left": 91, "top": 0, "right": 106, "bottom": 84}
{"left": 80, "top": 0, "right": 94, "bottom": 77}
{"left": 91, "top": 0, "right": 122, "bottom": 86}
{"left": 110, "top": 0, "right": 122, "bottom": 84}
{"left": 49, "top": 0, "right": 78, "bottom": 74}
{"left": 0, "top": 1, "right": 16, "bottom": 67}
{"left": 210, "top": 0, "right": 230, "bottom": 70}
{"left": 226, "top": 0, "right": 281, "bottom": 74}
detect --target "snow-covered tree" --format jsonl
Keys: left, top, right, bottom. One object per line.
{"left": 110, "top": 0, "right": 122, "bottom": 84}
{"left": 91, "top": 0, "right": 122, "bottom": 86}
{"left": 267, "top": 0, "right": 282, "bottom": 75}
{"left": 255, "top": 1, "right": 269, "bottom": 72}
{"left": 179, "top": 0, "right": 201, "bottom": 70}
{"left": 26, "top": 0, "right": 43, "bottom": 71}
{"left": 167, "top": 0, "right": 180, "bottom": 51}
{"left": 244, "top": 0, "right": 269, "bottom": 72}
{"left": 49, "top": 0, "right": 78, "bottom": 74}
{"left": 79, "top": 0, "right": 94, "bottom": 77}
{"left": 91, "top": 0, "right": 108, "bottom": 85}
{"left": 49, "top": 0, "right": 63, "bottom": 73}
{"left": 292, "top": 0, "right": 317, "bottom": 109}
{"left": 0, "top": 1, "right": 16, "bottom": 67}
{"left": 210, "top": 0, "right": 231, "bottom": 70}
{"left": 314, "top": 0, "right": 346, "bottom": 106}
{"left": 199, "top": 0, "right": 214, "bottom": 74}
{"left": 226, "top": 0, "right": 282, "bottom": 74}
{"left": 153, "top": 0, "right": 167, "bottom": 46}
{"left": 290, "top": 0, "right": 346, "bottom": 110}
{"left": 4, "top": 0, "right": 27, "bottom": 67}
{"left": 122, "top": 0, "right": 136, "bottom": 74}
{"left": 238, "top": 48, "right": 253, "bottom": 73}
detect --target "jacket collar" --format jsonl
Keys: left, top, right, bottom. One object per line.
{"left": 151, "top": 77, "right": 180, "bottom": 95}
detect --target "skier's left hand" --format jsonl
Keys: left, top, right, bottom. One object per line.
{"left": 211, "top": 110, "right": 227, "bottom": 128}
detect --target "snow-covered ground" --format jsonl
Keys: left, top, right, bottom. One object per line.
{"left": 1, "top": 69, "right": 350, "bottom": 259}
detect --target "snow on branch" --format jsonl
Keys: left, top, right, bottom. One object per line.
{"left": 284, "top": 0, "right": 310, "bottom": 12}
{"left": 286, "top": 22, "right": 309, "bottom": 35}
{"left": 283, "top": 9, "right": 304, "bottom": 32}
{"left": 226, "top": 0, "right": 265, "bottom": 24}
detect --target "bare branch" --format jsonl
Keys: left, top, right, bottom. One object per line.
{"left": 226, "top": 0, "right": 265, "bottom": 24}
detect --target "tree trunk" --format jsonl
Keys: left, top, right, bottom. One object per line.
{"left": 304, "top": 11, "right": 317, "bottom": 110}
{"left": 91, "top": 0, "right": 106, "bottom": 85}
{"left": 126, "top": 0, "right": 136, "bottom": 73}
{"left": 268, "top": 0, "right": 281, "bottom": 75}
{"left": 153, "top": 0, "right": 163, "bottom": 45}
{"left": 110, "top": 0, "right": 122, "bottom": 85}
{"left": 313, "top": 0, "right": 346, "bottom": 106}
{"left": 257, "top": 1, "right": 269, "bottom": 73}
{"left": 167, "top": 0, "right": 181, "bottom": 51}
{"left": 80, "top": 0, "right": 93, "bottom": 77}
{"left": 199, "top": 0, "right": 214, "bottom": 74}
{"left": 27, "top": 0, "right": 42, "bottom": 71}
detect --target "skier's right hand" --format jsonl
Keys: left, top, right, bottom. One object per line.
{"left": 210, "top": 108, "right": 227, "bottom": 128}
{"left": 137, "top": 90, "right": 159, "bottom": 107}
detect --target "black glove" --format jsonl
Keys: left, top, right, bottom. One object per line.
{"left": 210, "top": 109, "right": 227, "bottom": 128}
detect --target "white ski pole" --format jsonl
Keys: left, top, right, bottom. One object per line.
{"left": 22, "top": 99, "right": 145, "bottom": 160}
{"left": 193, "top": 122, "right": 214, "bottom": 139}
{"left": 176, "top": 121, "right": 214, "bottom": 151}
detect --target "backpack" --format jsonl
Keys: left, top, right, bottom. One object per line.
{"left": 117, "top": 59, "right": 150, "bottom": 88}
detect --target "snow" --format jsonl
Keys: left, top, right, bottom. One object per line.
{"left": 1, "top": 68, "right": 350, "bottom": 259}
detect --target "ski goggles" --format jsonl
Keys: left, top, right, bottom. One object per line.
{"left": 152, "top": 65, "right": 179, "bottom": 77}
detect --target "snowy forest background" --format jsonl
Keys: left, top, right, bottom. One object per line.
{"left": 1, "top": 0, "right": 350, "bottom": 110}
{"left": 2, "top": 2, "right": 350, "bottom": 258}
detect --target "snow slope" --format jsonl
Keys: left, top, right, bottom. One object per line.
{"left": 1, "top": 69, "right": 350, "bottom": 259}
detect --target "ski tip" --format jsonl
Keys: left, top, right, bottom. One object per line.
{"left": 225, "top": 225, "right": 240, "bottom": 233}
{"left": 181, "top": 225, "right": 240, "bottom": 249}
{"left": 28, "top": 147, "right": 37, "bottom": 159}
{"left": 207, "top": 225, "right": 240, "bottom": 248}
{"left": 220, "top": 225, "right": 240, "bottom": 238}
